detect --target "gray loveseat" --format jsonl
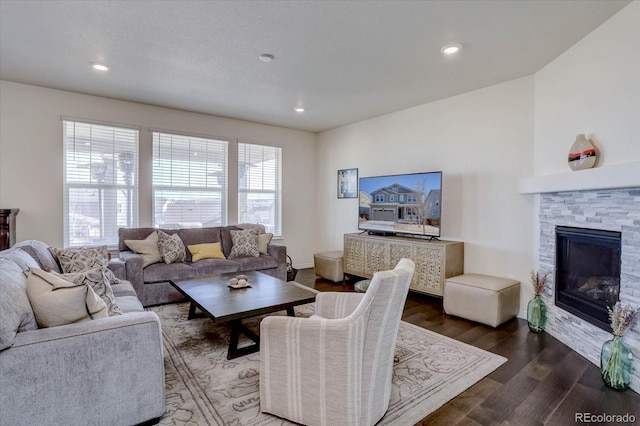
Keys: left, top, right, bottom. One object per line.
{"left": 118, "top": 224, "right": 287, "bottom": 307}
{"left": 0, "top": 240, "right": 165, "bottom": 426}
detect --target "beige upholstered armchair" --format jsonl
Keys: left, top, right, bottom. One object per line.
{"left": 259, "top": 258, "right": 415, "bottom": 426}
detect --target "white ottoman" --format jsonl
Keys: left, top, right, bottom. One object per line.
{"left": 443, "top": 273, "right": 520, "bottom": 327}
{"left": 314, "top": 251, "right": 344, "bottom": 283}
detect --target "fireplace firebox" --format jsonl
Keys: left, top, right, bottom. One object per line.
{"left": 555, "top": 226, "right": 621, "bottom": 332}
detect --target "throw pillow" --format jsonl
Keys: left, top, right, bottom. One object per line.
{"left": 157, "top": 230, "right": 186, "bottom": 264}
{"left": 125, "top": 231, "right": 162, "bottom": 267}
{"left": 228, "top": 228, "right": 260, "bottom": 259}
{"left": 26, "top": 268, "right": 108, "bottom": 328}
{"left": 0, "top": 259, "right": 38, "bottom": 350}
{"left": 258, "top": 233, "right": 273, "bottom": 255}
{"left": 50, "top": 246, "right": 120, "bottom": 285}
{"left": 187, "top": 242, "right": 226, "bottom": 262}
{"left": 51, "top": 267, "right": 122, "bottom": 317}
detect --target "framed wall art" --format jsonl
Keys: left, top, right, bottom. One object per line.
{"left": 337, "top": 168, "right": 358, "bottom": 199}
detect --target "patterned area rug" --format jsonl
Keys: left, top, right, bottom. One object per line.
{"left": 150, "top": 302, "right": 506, "bottom": 425}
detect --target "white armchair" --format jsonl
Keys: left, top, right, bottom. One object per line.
{"left": 259, "top": 258, "right": 415, "bottom": 426}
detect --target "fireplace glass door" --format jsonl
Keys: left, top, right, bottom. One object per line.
{"left": 555, "top": 226, "right": 621, "bottom": 332}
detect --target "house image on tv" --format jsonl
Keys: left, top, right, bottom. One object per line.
{"left": 366, "top": 183, "right": 440, "bottom": 226}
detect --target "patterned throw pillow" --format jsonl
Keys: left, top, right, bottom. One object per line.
{"left": 50, "top": 246, "right": 120, "bottom": 285}
{"left": 157, "top": 230, "right": 186, "bottom": 264}
{"left": 228, "top": 228, "right": 260, "bottom": 259}
{"left": 52, "top": 267, "right": 122, "bottom": 317}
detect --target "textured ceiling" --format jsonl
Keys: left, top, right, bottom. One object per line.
{"left": 0, "top": 1, "right": 631, "bottom": 133}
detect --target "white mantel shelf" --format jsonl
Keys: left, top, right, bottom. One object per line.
{"left": 518, "top": 161, "right": 640, "bottom": 194}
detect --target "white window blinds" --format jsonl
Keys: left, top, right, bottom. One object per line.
{"left": 152, "top": 132, "right": 228, "bottom": 228}
{"left": 63, "top": 120, "right": 139, "bottom": 247}
{"left": 238, "top": 142, "right": 282, "bottom": 237}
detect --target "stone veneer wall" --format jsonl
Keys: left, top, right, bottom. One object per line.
{"left": 538, "top": 187, "right": 640, "bottom": 393}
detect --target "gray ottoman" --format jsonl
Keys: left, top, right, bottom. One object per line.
{"left": 443, "top": 273, "right": 520, "bottom": 327}
{"left": 314, "top": 250, "right": 344, "bottom": 283}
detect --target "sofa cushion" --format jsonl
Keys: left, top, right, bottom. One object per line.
{"left": 26, "top": 268, "right": 108, "bottom": 328}
{"left": 1, "top": 247, "right": 40, "bottom": 271}
{"left": 220, "top": 225, "right": 242, "bottom": 258}
{"left": 125, "top": 231, "right": 162, "bottom": 267}
{"left": 51, "top": 267, "right": 122, "bottom": 317}
{"left": 114, "top": 295, "right": 145, "bottom": 313}
{"left": 0, "top": 258, "right": 38, "bottom": 350}
{"left": 192, "top": 258, "right": 241, "bottom": 275}
{"left": 229, "top": 228, "right": 260, "bottom": 259}
{"left": 177, "top": 227, "right": 222, "bottom": 262}
{"left": 231, "top": 255, "right": 280, "bottom": 271}
{"left": 188, "top": 242, "right": 225, "bottom": 262}
{"left": 143, "top": 262, "right": 197, "bottom": 283}
{"left": 14, "top": 239, "right": 61, "bottom": 273}
{"left": 157, "top": 230, "right": 186, "bottom": 264}
{"left": 51, "top": 246, "right": 120, "bottom": 285}
{"left": 110, "top": 280, "right": 138, "bottom": 298}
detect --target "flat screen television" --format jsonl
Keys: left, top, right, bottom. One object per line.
{"left": 358, "top": 171, "right": 442, "bottom": 238}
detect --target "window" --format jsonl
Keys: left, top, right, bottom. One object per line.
{"left": 63, "top": 120, "right": 139, "bottom": 247}
{"left": 389, "top": 195, "right": 396, "bottom": 202}
{"left": 375, "top": 194, "right": 385, "bottom": 202}
{"left": 238, "top": 142, "right": 282, "bottom": 237}
{"left": 407, "top": 195, "right": 417, "bottom": 203}
{"left": 152, "top": 132, "right": 228, "bottom": 228}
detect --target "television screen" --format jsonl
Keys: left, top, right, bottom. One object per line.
{"left": 358, "top": 171, "right": 442, "bottom": 237}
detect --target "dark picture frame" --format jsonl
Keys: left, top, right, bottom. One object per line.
{"left": 337, "top": 168, "right": 358, "bottom": 199}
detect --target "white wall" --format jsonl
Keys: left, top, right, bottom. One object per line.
{"left": 317, "top": 76, "right": 535, "bottom": 305}
{"left": 531, "top": 1, "right": 640, "bottom": 273}
{"left": 0, "top": 81, "right": 317, "bottom": 266}
{"left": 534, "top": 1, "right": 640, "bottom": 176}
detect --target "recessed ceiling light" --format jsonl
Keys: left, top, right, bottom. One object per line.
{"left": 259, "top": 54, "right": 274, "bottom": 63}
{"left": 440, "top": 44, "right": 462, "bottom": 56}
{"left": 294, "top": 107, "right": 305, "bottom": 113}
{"left": 91, "top": 62, "right": 109, "bottom": 71}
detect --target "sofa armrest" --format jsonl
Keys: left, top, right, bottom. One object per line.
{"left": 266, "top": 244, "right": 287, "bottom": 281}
{"left": 119, "top": 250, "right": 145, "bottom": 296}
{"left": 107, "top": 257, "right": 126, "bottom": 280}
{"left": 0, "top": 312, "right": 165, "bottom": 426}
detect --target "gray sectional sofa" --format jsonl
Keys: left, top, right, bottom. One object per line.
{"left": 118, "top": 224, "right": 287, "bottom": 306}
{"left": 0, "top": 240, "right": 165, "bottom": 426}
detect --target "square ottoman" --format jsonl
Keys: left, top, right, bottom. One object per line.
{"left": 314, "top": 251, "right": 344, "bottom": 283}
{"left": 443, "top": 273, "right": 520, "bottom": 327}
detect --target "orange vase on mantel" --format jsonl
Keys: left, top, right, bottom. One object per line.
{"left": 568, "top": 134, "right": 597, "bottom": 171}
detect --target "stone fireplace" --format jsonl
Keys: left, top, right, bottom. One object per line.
{"left": 537, "top": 187, "right": 640, "bottom": 393}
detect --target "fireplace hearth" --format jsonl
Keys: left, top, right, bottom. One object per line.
{"left": 555, "top": 226, "right": 621, "bottom": 332}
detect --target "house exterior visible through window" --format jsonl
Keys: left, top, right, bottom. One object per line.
{"left": 152, "top": 132, "right": 228, "bottom": 228}
{"left": 63, "top": 120, "right": 139, "bottom": 247}
{"left": 238, "top": 142, "right": 282, "bottom": 237}
{"left": 375, "top": 194, "right": 385, "bottom": 202}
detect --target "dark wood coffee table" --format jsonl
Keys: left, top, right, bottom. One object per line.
{"left": 170, "top": 270, "right": 317, "bottom": 359}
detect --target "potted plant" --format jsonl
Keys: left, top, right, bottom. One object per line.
{"left": 527, "top": 270, "right": 549, "bottom": 333}
{"left": 601, "top": 302, "right": 638, "bottom": 391}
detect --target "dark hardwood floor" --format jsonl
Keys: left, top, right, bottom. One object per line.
{"left": 294, "top": 268, "right": 640, "bottom": 426}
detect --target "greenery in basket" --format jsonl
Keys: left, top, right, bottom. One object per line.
{"left": 530, "top": 270, "right": 549, "bottom": 296}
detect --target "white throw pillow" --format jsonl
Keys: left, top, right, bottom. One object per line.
{"left": 258, "top": 233, "right": 273, "bottom": 255}
{"left": 26, "top": 268, "right": 108, "bottom": 328}
{"left": 125, "top": 231, "right": 162, "bottom": 267}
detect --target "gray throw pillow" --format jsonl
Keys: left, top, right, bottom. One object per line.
{"left": 50, "top": 246, "right": 120, "bottom": 285}
{"left": 157, "top": 230, "right": 186, "bottom": 264}
{"left": 0, "top": 259, "right": 38, "bottom": 350}
{"left": 52, "top": 267, "right": 122, "bottom": 317}
{"left": 229, "top": 228, "right": 260, "bottom": 259}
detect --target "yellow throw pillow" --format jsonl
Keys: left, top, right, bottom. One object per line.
{"left": 188, "top": 242, "right": 226, "bottom": 262}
